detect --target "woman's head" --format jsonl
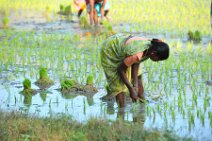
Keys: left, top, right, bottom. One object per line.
{"left": 149, "top": 39, "right": 169, "bottom": 61}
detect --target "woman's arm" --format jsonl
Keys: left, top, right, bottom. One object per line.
{"left": 131, "top": 63, "right": 139, "bottom": 88}
{"left": 138, "top": 75, "right": 144, "bottom": 99}
{"left": 118, "top": 62, "right": 138, "bottom": 102}
{"left": 123, "top": 54, "right": 145, "bottom": 100}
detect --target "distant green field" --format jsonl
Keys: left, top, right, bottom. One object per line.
{"left": 0, "top": 0, "right": 210, "bottom": 35}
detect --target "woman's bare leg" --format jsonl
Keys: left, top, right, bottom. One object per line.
{"left": 93, "top": 9, "right": 98, "bottom": 25}
{"left": 116, "top": 92, "right": 125, "bottom": 108}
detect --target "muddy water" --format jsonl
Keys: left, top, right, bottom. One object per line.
{"left": 0, "top": 11, "right": 212, "bottom": 141}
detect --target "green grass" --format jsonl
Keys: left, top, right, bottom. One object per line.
{"left": 0, "top": 110, "right": 191, "bottom": 141}
{"left": 0, "top": 0, "right": 210, "bottom": 35}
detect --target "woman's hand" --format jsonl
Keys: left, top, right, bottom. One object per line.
{"left": 129, "top": 87, "right": 138, "bottom": 102}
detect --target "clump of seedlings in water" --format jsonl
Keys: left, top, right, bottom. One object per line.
{"left": 2, "top": 16, "right": 9, "bottom": 28}
{"left": 22, "top": 78, "right": 36, "bottom": 95}
{"left": 83, "top": 74, "right": 98, "bottom": 94}
{"left": 60, "top": 78, "right": 83, "bottom": 95}
{"left": 80, "top": 16, "right": 89, "bottom": 29}
{"left": 59, "top": 4, "right": 64, "bottom": 11}
{"left": 57, "top": 4, "right": 72, "bottom": 17}
{"left": 187, "top": 30, "right": 202, "bottom": 42}
{"left": 60, "top": 75, "right": 97, "bottom": 96}
{"left": 35, "top": 67, "right": 54, "bottom": 89}
{"left": 64, "top": 5, "right": 72, "bottom": 15}
{"left": 100, "top": 21, "right": 116, "bottom": 36}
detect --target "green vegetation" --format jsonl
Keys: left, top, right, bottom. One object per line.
{"left": 60, "top": 77, "right": 98, "bottom": 95}
{"left": 23, "top": 78, "right": 31, "bottom": 90}
{"left": 0, "top": 0, "right": 210, "bottom": 35}
{"left": 64, "top": 5, "right": 71, "bottom": 15}
{"left": 0, "top": 0, "right": 211, "bottom": 140}
{"left": 0, "top": 110, "right": 191, "bottom": 141}
{"left": 61, "top": 78, "right": 78, "bottom": 91}
{"left": 35, "top": 67, "right": 54, "bottom": 89}
{"left": 187, "top": 30, "right": 202, "bottom": 42}
{"left": 39, "top": 67, "right": 48, "bottom": 79}
{"left": 22, "top": 78, "right": 36, "bottom": 95}
{"left": 80, "top": 16, "right": 89, "bottom": 29}
{"left": 59, "top": 4, "right": 64, "bottom": 11}
{"left": 102, "top": 21, "right": 113, "bottom": 32}
{"left": 2, "top": 16, "right": 9, "bottom": 28}
{"left": 58, "top": 4, "right": 72, "bottom": 16}
{"left": 86, "top": 75, "right": 94, "bottom": 85}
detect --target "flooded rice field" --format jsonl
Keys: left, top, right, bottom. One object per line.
{"left": 0, "top": 9, "right": 212, "bottom": 141}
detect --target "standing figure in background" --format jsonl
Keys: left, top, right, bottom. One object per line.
{"left": 86, "top": 0, "right": 110, "bottom": 25}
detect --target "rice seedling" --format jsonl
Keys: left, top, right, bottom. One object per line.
{"left": 22, "top": 78, "right": 36, "bottom": 95}
{"left": 190, "top": 113, "right": 195, "bottom": 126}
{"left": 203, "top": 96, "right": 209, "bottom": 113}
{"left": 152, "top": 108, "right": 156, "bottom": 124}
{"left": 192, "top": 93, "right": 198, "bottom": 107}
{"left": 60, "top": 78, "right": 79, "bottom": 91}
{"left": 187, "top": 30, "right": 202, "bottom": 42}
{"left": 35, "top": 67, "right": 54, "bottom": 89}
{"left": 56, "top": 96, "right": 59, "bottom": 105}
{"left": 80, "top": 16, "right": 89, "bottom": 29}
{"left": 49, "top": 99, "right": 52, "bottom": 108}
{"left": 200, "top": 112, "right": 205, "bottom": 126}
{"left": 209, "top": 112, "right": 212, "bottom": 127}
{"left": 177, "top": 93, "right": 182, "bottom": 112}
{"left": 14, "top": 96, "right": 17, "bottom": 105}
{"left": 86, "top": 74, "right": 94, "bottom": 85}
{"left": 2, "top": 16, "right": 9, "bottom": 28}
{"left": 83, "top": 97, "right": 86, "bottom": 115}
{"left": 64, "top": 5, "right": 72, "bottom": 15}
{"left": 59, "top": 4, "right": 64, "bottom": 11}
{"left": 65, "top": 102, "right": 69, "bottom": 112}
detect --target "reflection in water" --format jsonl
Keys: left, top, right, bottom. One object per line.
{"left": 131, "top": 104, "right": 146, "bottom": 124}
{"left": 40, "top": 92, "right": 47, "bottom": 102}
{"left": 23, "top": 94, "right": 32, "bottom": 106}
{"left": 117, "top": 103, "right": 146, "bottom": 125}
{"left": 106, "top": 101, "right": 115, "bottom": 115}
{"left": 61, "top": 93, "right": 78, "bottom": 99}
{"left": 102, "top": 94, "right": 146, "bottom": 124}
{"left": 87, "top": 95, "right": 94, "bottom": 106}
{"left": 100, "top": 94, "right": 116, "bottom": 115}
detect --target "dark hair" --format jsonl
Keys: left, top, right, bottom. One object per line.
{"left": 150, "top": 39, "right": 169, "bottom": 60}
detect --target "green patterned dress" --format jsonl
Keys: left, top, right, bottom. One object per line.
{"left": 101, "top": 33, "right": 150, "bottom": 97}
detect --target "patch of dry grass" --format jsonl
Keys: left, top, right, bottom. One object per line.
{"left": 0, "top": 110, "right": 191, "bottom": 141}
